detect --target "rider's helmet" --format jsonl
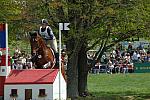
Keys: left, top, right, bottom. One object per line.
{"left": 41, "top": 19, "right": 48, "bottom": 24}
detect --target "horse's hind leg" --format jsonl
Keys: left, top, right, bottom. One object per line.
{"left": 50, "top": 60, "right": 56, "bottom": 69}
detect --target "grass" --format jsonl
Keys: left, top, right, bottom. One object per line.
{"left": 85, "top": 73, "right": 150, "bottom": 100}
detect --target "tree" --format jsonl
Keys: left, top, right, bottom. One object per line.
{"left": 1, "top": 0, "right": 149, "bottom": 99}
{"left": 62, "top": 0, "right": 150, "bottom": 98}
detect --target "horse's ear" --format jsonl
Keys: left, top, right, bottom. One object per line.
{"left": 28, "top": 32, "right": 32, "bottom": 39}
{"left": 29, "top": 32, "right": 32, "bottom": 36}
{"left": 29, "top": 31, "right": 38, "bottom": 37}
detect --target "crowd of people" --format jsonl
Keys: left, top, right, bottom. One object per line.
{"left": 89, "top": 42, "right": 150, "bottom": 74}
{"left": 0, "top": 47, "right": 32, "bottom": 70}
{"left": 11, "top": 47, "right": 33, "bottom": 70}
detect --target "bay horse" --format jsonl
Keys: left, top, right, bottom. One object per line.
{"left": 29, "top": 31, "right": 55, "bottom": 69}
{"left": 29, "top": 31, "right": 66, "bottom": 80}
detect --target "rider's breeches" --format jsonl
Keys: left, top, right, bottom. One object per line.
{"left": 45, "top": 39, "right": 58, "bottom": 53}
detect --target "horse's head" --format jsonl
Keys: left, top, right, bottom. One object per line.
{"left": 29, "top": 31, "right": 42, "bottom": 56}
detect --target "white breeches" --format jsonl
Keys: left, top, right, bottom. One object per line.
{"left": 45, "top": 39, "right": 58, "bottom": 53}
{"left": 50, "top": 39, "right": 58, "bottom": 53}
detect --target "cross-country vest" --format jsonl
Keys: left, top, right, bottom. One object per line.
{"left": 40, "top": 26, "right": 55, "bottom": 40}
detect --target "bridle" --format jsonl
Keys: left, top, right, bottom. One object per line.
{"left": 31, "top": 37, "right": 42, "bottom": 54}
{"left": 30, "top": 36, "right": 43, "bottom": 63}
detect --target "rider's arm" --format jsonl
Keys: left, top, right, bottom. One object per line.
{"left": 47, "top": 27, "right": 54, "bottom": 40}
{"left": 38, "top": 30, "right": 42, "bottom": 36}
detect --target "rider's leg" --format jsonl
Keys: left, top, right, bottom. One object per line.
{"left": 49, "top": 39, "right": 59, "bottom": 67}
{"left": 50, "top": 39, "right": 58, "bottom": 53}
{"left": 45, "top": 39, "right": 50, "bottom": 47}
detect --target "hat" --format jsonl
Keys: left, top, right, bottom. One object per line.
{"left": 41, "top": 19, "right": 48, "bottom": 24}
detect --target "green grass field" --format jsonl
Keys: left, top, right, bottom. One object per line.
{"left": 85, "top": 73, "right": 150, "bottom": 100}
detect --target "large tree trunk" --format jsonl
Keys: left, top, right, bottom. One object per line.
{"left": 67, "top": 51, "right": 79, "bottom": 99}
{"left": 78, "top": 42, "right": 88, "bottom": 96}
{"left": 66, "top": 38, "right": 82, "bottom": 99}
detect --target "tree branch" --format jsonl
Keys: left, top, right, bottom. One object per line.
{"left": 86, "top": 38, "right": 101, "bottom": 51}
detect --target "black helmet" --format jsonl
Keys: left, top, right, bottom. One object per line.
{"left": 41, "top": 19, "right": 48, "bottom": 24}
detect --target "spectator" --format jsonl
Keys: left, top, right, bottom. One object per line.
{"left": 94, "top": 61, "right": 101, "bottom": 74}
{"left": 137, "top": 52, "right": 141, "bottom": 62}
{"left": 128, "top": 42, "right": 132, "bottom": 53}
{"left": 114, "top": 59, "right": 120, "bottom": 73}
{"left": 107, "top": 59, "right": 114, "bottom": 74}
{"left": 16, "top": 60, "right": 23, "bottom": 70}
{"left": 123, "top": 60, "right": 130, "bottom": 74}
{"left": 101, "top": 52, "right": 107, "bottom": 64}
{"left": 118, "top": 59, "right": 124, "bottom": 73}
{"left": 132, "top": 51, "right": 138, "bottom": 62}
{"left": 124, "top": 53, "right": 131, "bottom": 63}
{"left": 26, "top": 54, "right": 33, "bottom": 69}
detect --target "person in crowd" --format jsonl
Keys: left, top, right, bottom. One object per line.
{"left": 132, "top": 50, "right": 138, "bottom": 63}
{"left": 12, "top": 60, "right": 17, "bottom": 69}
{"left": 112, "top": 48, "right": 116, "bottom": 59}
{"left": 101, "top": 52, "right": 107, "bottom": 64}
{"left": 115, "top": 48, "right": 121, "bottom": 58}
{"left": 147, "top": 48, "right": 150, "bottom": 62}
{"left": 16, "top": 60, "right": 23, "bottom": 70}
{"left": 124, "top": 53, "right": 131, "bottom": 63}
{"left": 110, "top": 52, "right": 115, "bottom": 61}
{"left": 114, "top": 59, "right": 120, "bottom": 73}
{"left": 123, "top": 59, "right": 130, "bottom": 74}
{"left": 11, "top": 53, "right": 19, "bottom": 69}
{"left": 137, "top": 51, "right": 141, "bottom": 62}
{"left": 61, "top": 49, "right": 68, "bottom": 71}
{"left": 107, "top": 59, "right": 114, "bottom": 74}
{"left": 26, "top": 54, "right": 33, "bottom": 69}
{"left": 39, "top": 19, "right": 58, "bottom": 53}
{"left": 94, "top": 61, "right": 101, "bottom": 74}
{"left": 118, "top": 59, "right": 124, "bottom": 73}
{"left": 128, "top": 42, "right": 133, "bottom": 52}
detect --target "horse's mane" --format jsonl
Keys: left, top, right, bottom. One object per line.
{"left": 36, "top": 33, "right": 47, "bottom": 49}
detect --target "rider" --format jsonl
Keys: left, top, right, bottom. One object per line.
{"left": 39, "top": 19, "right": 58, "bottom": 53}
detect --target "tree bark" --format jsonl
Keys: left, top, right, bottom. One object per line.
{"left": 66, "top": 38, "right": 82, "bottom": 99}
{"left": 78, "top": 42, "right": 88, "bottom": 96}
{"left": 67, "top": 51, "right": 79, "bottom": 99}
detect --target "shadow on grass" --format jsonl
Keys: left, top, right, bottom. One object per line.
{"left": 78, "top": 96, "right": 150, "bottom": 100}
{"left": 77, "top": 92, "right": 150, "bottom": 100}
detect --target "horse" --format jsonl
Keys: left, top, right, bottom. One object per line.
{"left": 29, "top": 31, "right": 66, "bottom": 80}
{"left": 29, "top": 31, "right": 55, "bottom": 69}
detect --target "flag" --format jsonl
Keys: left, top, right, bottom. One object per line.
{"left": 59, "top": 23, "right": 70, "bottom": 31}
{"left": 0, "top": 24, "right": 6, "bottom": 48}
